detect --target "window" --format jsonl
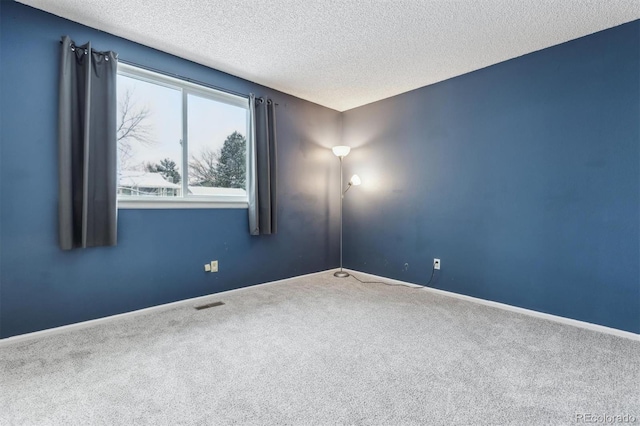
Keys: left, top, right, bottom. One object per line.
{"left": 116, "top": 63, "right": 250, "bottom": 208}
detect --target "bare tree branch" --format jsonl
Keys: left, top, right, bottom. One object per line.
{"left": 117, "top": 89, "right": 154, "bottom": 170}
{"left": 189, "top": 147, "right": 219, "bottom": 186}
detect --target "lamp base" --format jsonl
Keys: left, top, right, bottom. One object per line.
{"left": 334, "top": 271, "right": 350, "bottom": 278}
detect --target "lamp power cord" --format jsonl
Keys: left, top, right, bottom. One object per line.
{"left": 348, "top": 265, "right": 436, "bottom": 289}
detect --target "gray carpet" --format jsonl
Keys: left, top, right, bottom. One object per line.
{"left": 1, "top": 272, "right": 638, "bottom": 425}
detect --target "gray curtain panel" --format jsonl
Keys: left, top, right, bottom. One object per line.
{"left": 248, "top": 95, "right": 278, "bottom": 235}
{"left": 58, "top": 36, "right": 118, "bottom": 250}
{"left": 267, "top": 99, "right": 278, "bottom": 234}
{"left": 248, "top": 95, "right": 259, "bottom": 234}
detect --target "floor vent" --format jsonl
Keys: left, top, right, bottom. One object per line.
{"left": 194, "top": 301, "right": 225, "bottom": 310}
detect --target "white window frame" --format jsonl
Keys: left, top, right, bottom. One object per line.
{"left": 116, "top": 63, "right": 251, "bottom": 209}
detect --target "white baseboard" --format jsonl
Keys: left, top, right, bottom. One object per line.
{"left": 0, "top": 269, "right": 332, "bottom": 347}
{"left": 3, "top": 268, "right": 636, "bottom": 346}
{"left": 344, "top": 269, "right": 640, "bottom": 342}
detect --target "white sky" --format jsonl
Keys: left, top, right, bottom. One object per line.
{"left": 117, "top": 74, "right": 247, "bottom": 179}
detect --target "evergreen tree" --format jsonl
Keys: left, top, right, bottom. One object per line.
{"left": 146, "top": 158, "right": 181, "bottom": 184}
{"left": 188, "top": 132, "right": 246, "bottom": 188}
{"left": 214, "top": 131, "right": 246, "bottom": 188}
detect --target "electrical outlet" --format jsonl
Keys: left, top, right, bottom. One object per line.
{"left": 210, "top": 260, "right": 218, "bottom": 272}
{"left": 433, "top": 258, "right": 441, "bottom": 270}
{"left": 204, "top": 263, "right": 211, "bottom": 272}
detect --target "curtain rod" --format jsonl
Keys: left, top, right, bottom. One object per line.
{"left": 122, "top": 59, "right": 279, "bottom": 105}
{"left": 118, "top": 59, "right": 250, "bottom": 100}
{"left": 59, "top": 40, "right": 251, "bottom": 100}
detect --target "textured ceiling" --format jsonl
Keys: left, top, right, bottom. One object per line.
{"left": 17, "top": 0, "right": 640, "bottom": 111}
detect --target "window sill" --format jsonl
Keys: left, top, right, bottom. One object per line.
{"left": 118, "top": 198, "right": 248, "bottom": 209}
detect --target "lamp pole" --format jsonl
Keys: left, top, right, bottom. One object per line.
{"left": 335, "top": 155, "right": 349, "bottom": 278}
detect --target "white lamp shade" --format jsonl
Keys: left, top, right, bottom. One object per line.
{"left": 332, "top": 145, "right": 351, "bottom": 157}
{"left": 350, "top": 174, "right": 361, "bottom": 186}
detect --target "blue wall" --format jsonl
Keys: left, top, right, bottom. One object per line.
{"left": 342, "top": 21, "right": 640, "bottom": 333}
{"left": 0, "top": 2, "right": 342, "bottom": 338}
{"left": 1, "top": 3, "right": 638, "bottom": 338}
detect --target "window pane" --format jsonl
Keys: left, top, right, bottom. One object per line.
{"left": 187, "top": 93, "right": 247, "bottom": 197}
{"left": 117, "top": 75, "right": 182, "bottom": 198}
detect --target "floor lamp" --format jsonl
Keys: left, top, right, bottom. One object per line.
{"left": 332, "top": 146, "right": 361, "bottom": 278}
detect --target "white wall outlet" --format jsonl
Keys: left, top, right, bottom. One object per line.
{"left": 433, "top": 258, "right": 441, "bottom": 270}
{"left": 210, "top": 260, "right": 218, "bottom": 272}
{"left": 204, "top": 263, "right": 211, "bottom": 272}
